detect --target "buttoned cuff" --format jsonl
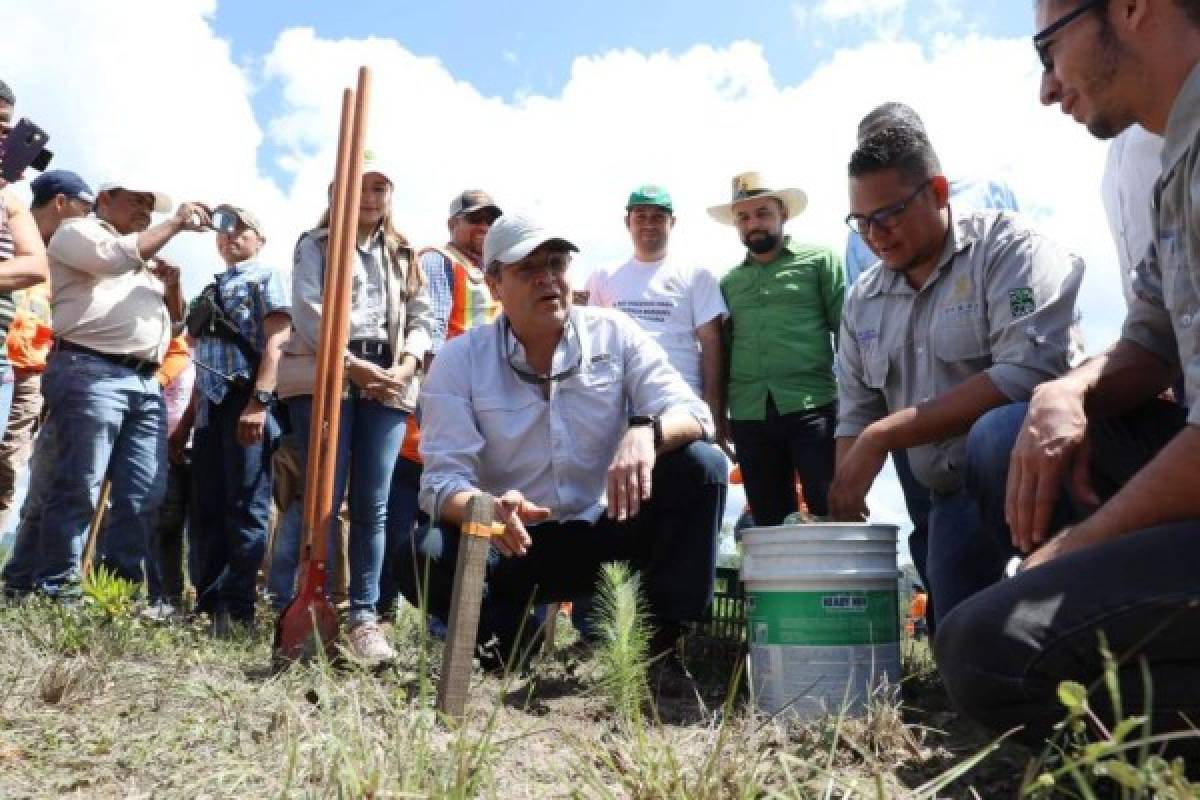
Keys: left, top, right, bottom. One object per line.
{"left": 423, "top": 476, "right": 475, "bottom": 523}
{"left": 985, "top": 363, "right": 1057, "bottom": 402}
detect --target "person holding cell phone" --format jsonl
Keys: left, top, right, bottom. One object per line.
{"left": 276, "top": 151, "right": 435, "bottom": 666}
{"left": 29, "top": 180, "right": 209, "bottom": 598}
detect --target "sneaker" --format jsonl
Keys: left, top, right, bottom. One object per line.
{"left": 139, "top": 601, "right": 179, "bottom": 623}
{"left": 343, "top": 621, "right": 397, "bottom": 668}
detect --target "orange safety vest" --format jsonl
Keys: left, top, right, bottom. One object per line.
{"left": 399, "top": 245, "right": 501, "bottom": 463}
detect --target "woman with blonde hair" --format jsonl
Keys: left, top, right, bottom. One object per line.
{"left": 277, "top": 154, "right": 434, "bottom": 664}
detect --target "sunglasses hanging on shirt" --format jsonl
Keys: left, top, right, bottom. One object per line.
{"left": 504, "top": 318, "right": 583, "bottom": 385}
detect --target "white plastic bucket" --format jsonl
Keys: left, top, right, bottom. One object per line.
{"left": 740, "top": 523, "right": 901, "bottom": 719}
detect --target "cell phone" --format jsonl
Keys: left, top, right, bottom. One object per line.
{"left": 210, "top": 208, "right": 238, "bottom": 234}
{"left": 0, "top": 118, "right": 51, "bottom": 182}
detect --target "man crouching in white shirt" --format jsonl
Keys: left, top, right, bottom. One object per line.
{"left": 402, "top": 213, "right": 727, "bottom": 687}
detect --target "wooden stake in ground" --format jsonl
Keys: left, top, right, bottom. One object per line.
{"left": 437, "top": 493, "right": 500, "bottom": 720}
{"left": 274, "top": 66, "right": 372, "bottom": 665}
{"left": 80, "top": 478, "right": 111, "bottom": 577}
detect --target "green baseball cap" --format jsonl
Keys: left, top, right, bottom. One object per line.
{"left": 626, "top": 184, "right": 673, "bottom": 213}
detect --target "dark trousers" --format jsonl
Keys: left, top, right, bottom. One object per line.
{"left": 188, "top": 392, "right": 277, "bottom": 621}
{"left": 396, "top": 442, "right": 727, "bottom": 649}
{"left": 730, "top": 398, "right": 835, "bottom": 525}
{"left": 378, "top": 456, "right": 427, "bottom": 615}
{"left": 146, "top": 459, "right": 189, "bottom": 604}
{"left": 938, "top": 399, "right": 1199, "bottom": 761}
{"left": 893, "top": 449, "right": 935, "bottom": 631}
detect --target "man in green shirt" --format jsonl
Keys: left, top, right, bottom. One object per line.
{"left": 710, "top": 171, "right": 845, "bottom": 525}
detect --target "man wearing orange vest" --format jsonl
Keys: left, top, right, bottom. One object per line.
{"left": 378, "top": 190, "right": 503, "bottom": 618}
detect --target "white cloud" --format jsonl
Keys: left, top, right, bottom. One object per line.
{"left": 4, "top": 3, "right": 1130, "bottom": 558}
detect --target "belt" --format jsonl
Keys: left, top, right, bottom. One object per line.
{"left": 54, "top": 339, "right": 160, "bottom": 378}
{"left": 347, "top": 339, "right": 392, "bottom": 361}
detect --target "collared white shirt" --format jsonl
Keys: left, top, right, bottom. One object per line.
{"left": 418, "top": 305, "right": 713, "bottom": 523}
{"left": 1102, "top": 124, "right": 1163, "bottom": 307}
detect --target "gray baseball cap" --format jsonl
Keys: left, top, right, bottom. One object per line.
{"left": 483, "top": 214, "right": 578, "bottom": 268}
{"left": 448, "top": 189, "right": 501, "bottom": 218}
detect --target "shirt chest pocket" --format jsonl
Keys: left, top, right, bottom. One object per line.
{"left": 932, "top": 320, "right": 990, "bottom": 364}
{"left": 765, "top": 266, "right": 816, "bottom": 306}
{"left": 863, "top": 349, "right": 890, "bottom": 390}
{"left": 473, "top": 392, "right": 541, "bottom": 442}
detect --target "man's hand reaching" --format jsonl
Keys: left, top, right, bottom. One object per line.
{"left": 491, "top": 489, "right": 551, "bottom": 557}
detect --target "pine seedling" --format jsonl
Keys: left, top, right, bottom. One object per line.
{"left": 592, "top": 562, "right": 652, "bottom": 726}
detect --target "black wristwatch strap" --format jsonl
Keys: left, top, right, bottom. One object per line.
{"left": 629, "top": 415, "right": 663, "bottom": 449}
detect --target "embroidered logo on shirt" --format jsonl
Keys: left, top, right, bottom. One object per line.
{"left": 855, "top": 328, "right": 880, "bottom": 354}
{"left": 953, "top": 274, "right": 973, "bottom": 301}
{"left": 1008, "top": 287, "right": 1035, "bottom": 319}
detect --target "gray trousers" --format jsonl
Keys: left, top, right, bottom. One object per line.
{"left": 936, "top": 400, "right": 1200, "bottom": 768}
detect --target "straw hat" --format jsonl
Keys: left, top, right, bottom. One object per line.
{"left": 706, "top": 171, "right": 808, "bottom": 225}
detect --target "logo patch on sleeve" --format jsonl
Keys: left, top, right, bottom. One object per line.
{"left": 1008, "top": 287, "right": 1035, "bottom": 319}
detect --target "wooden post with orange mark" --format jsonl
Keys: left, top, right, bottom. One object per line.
{"left": 437, "top": 493, "right": 500, "bottom": 720}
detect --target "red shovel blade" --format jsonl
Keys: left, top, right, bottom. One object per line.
{"left": 274, "top": 559, "right": 340, "bottom": 666}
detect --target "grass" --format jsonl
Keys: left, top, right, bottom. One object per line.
{"left": 0, "top": 591, "right": 1195, "bottom": 799}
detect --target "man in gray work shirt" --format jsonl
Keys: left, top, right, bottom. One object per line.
{"left": 936, "top": 0, "right": 1200, "bottom": 768}
{"left": 831, "top": 126, "right": 1082, "bottom": 625}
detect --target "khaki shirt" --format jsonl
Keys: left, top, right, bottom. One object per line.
{"left": 837, "top": 210, "right": 1084, "bottom": 493}
{"left": 1121, "top": 62, "right": 1200, "bottom": 427}
{"left": 47, "top": 217, "right": 170, "bottom": 362}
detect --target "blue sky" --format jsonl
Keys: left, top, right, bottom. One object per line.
{"left": 212, "top": 2, "right": 1028, "bottom": 97}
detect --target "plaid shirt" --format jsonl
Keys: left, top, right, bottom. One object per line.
{"left": 193, "top": 260, "right": 290, "bottom": 422}
{"left": 422, "top": 249, "right": 454, "bottom": 354}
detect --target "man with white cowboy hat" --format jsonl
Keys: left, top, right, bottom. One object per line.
{"left": 30, "top": 179, "right": 211, "bottom": 598}
{"left": 711, "top": 171, "right": 844, "bottom": 528}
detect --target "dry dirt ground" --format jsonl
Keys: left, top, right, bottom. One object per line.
{"left": 0, "top": 598, "right": 1037, "bottom": 799}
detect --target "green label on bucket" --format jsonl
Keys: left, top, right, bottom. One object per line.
{"left": 747, "top": 590, "right": 899, "bottom": 646}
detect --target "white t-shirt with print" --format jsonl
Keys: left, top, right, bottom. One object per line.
{"left": 585, "top": 256, "right": 727, "bottom": 394}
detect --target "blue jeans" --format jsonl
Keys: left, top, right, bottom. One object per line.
{"left": 34, "top": 351, "right": 167, "bottom": 594}
{"left": 927, "top": 402, "right": 1089, "bottom": 624}
{"left": 378, "top": 456, "right": 427, "bottom": 615}
{"left": 0, "top": 400, "right": 58, "bottom": 593}
{"left": 0, "top": 363, "right": 15, "bottom": 445}
{"left": 188, "top": 391, "right": 278, "bottom": 621}
{"left": 289, "top": 393, "right": 408, "bottom": 625}
{"left": 266, "top": 502, "right": 302, "bottom": 610}
{"left": 892, "top": 449, "right": 934, "bottom": 625}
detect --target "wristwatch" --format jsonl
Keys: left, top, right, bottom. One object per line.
{"left": 628, "top": 415, "right": 663, "bottom": 449}
{"left": 251, "top": 388, "right": 273, "bottom": 406}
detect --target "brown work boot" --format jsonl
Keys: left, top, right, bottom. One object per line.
{"left": 342, "top": 620, "right": 397, "bottom": 668}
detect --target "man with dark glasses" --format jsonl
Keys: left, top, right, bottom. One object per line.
{"left": 937, "top": 0, "right": 1200, "bottom": 769}
{"left": 832, "top": 125, "right": 1082, "bottom": 626}
{"left": 400, "top": 213, "right": 726, "bottom": 687}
